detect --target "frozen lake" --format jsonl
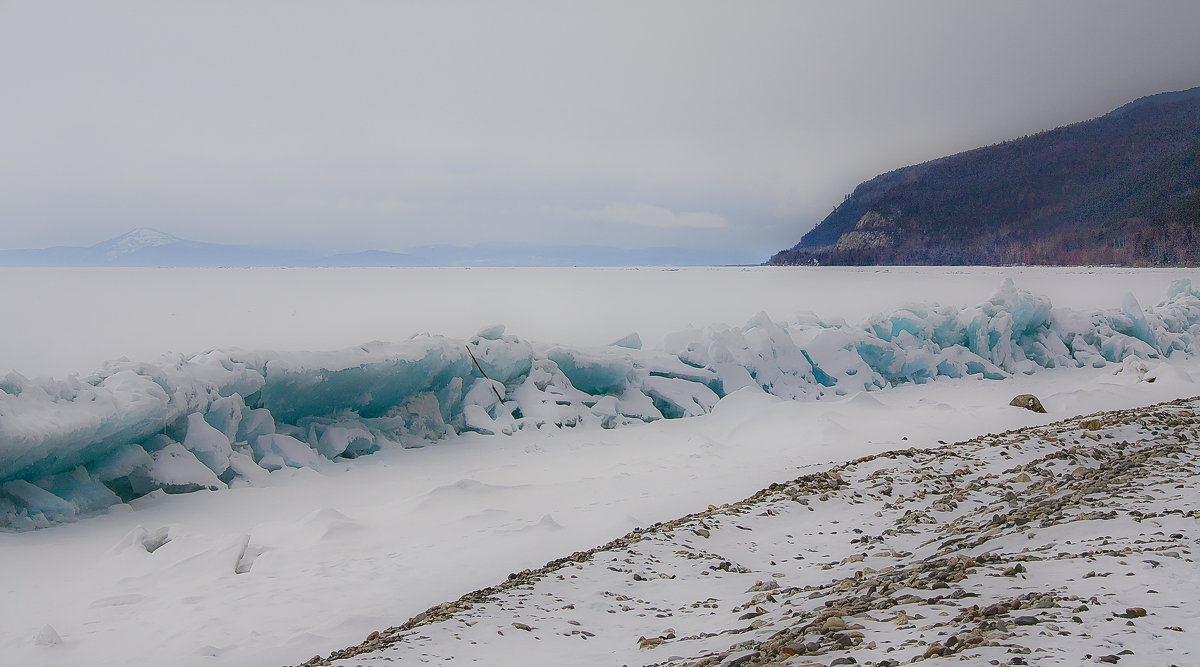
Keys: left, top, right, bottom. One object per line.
{"left": 4, "top": 265, "right": 1200, "bottom": 379}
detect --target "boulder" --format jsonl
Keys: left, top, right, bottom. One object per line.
{"left": 1009, "top": 394, "right": 1046, "bottom": 413}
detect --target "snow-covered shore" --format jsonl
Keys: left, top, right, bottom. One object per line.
{"left": 7, "top": 267, "right": 1200, "bottom": 667}
{"left": 310, "top": 396, "right": 1200, "bottom": 667}
{"left": 6, "top": 360, "right": 1199, "bottom": 667}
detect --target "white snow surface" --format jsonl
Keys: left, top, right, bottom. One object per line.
{"left": 7, "top": 270, "right": 1200, "bottom": 528}
{"left": 3, "top": 265, "right": 1199, "bottom": 380}
{"left": 3, "top": 266, "right": 1200, "bottom": 666}
{"left": 331, "top": 397, "right": 1200, "bottom": 667}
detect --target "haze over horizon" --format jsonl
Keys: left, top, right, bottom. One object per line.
{"left": 3, "top": 1, "right": 1200, "bottom": 261}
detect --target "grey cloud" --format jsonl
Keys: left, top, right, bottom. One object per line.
{"left": 566, "top": 204, "right": 728, "bottom": 230}
{"left": 2, "top": 1, "right": 1199, "bottom": 256}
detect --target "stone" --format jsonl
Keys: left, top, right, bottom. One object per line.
{"left": 637, "top": 636, "right": 663, "bottom": 649}
{"left": 1002, "top": 563, "right": 1026, "bottom": 576}
{"left": 822, "top": 615, "right": 847, "bottom": 631}
{"left": 1010, "top": 394, "right": 1047, "bottom": 413}
{"left": 725, "top": 652, "right": 755, "bottom": 666}
{"left": 746, "top": 580, "right": 780, "bottom": 593}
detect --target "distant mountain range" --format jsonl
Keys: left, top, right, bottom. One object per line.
{"left": 768, "top": 85, "right": 1200, "bottom": 266}
{"left": 0, "top": 229, "right": 749, "bottom": 267}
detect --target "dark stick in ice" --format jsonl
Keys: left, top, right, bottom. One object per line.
{"left": 465, "top": 344, "right": 505, "bottom": 404}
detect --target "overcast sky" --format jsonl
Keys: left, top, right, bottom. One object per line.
{"left": 3, "top": 1, "right": 1200, "bottom": 260}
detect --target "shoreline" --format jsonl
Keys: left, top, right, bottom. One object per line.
{"left": 303, "top": 396, "right": 1200, "bottom": 666}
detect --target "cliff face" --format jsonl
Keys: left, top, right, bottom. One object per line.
{"left": 769, "top": 86, "right": 1200, "bottom": 266}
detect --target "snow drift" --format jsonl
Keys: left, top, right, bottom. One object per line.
{"left": 4, "top": 278, "right": 1200, "bottom": 530}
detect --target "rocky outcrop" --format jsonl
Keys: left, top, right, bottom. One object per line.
{"left": 833, "top": 211, "right": 898, "bottom": 251}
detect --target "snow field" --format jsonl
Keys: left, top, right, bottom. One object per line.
{"left": 323, "top": 398, "right": 1200, "bottom": 667}
{"left": 4, "top": 266, "right": 1200, "bottom": 666}
{"left": 5, "top": 358, "right": 1199, "bottom": 667}
{"left": 3, "top": 266, "right": 1197, "bottom": 382}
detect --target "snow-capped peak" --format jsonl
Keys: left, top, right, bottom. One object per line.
{"left": 92, "top": 228, "right": 182, "bottom": 258}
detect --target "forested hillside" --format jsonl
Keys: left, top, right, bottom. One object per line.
{"left": 769, "top": 87, "right": 1200, "bottom": 266}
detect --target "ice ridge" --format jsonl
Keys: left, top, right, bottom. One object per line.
{"left": 3, "top": 279, "right": 1200, "bottom": 530}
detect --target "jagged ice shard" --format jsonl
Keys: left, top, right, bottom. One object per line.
{"left": 4, "top": 279, "right": 1200, "bottom": 529}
